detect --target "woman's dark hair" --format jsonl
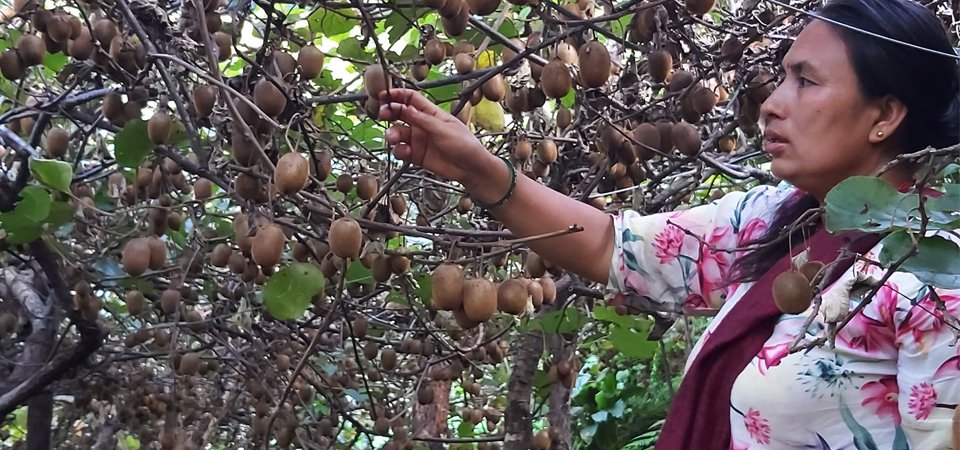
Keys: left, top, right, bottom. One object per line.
{"left": 732, "top": 0, "right": 960, "bottom": 283}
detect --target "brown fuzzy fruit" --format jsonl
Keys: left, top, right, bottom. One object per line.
{"left": 685, "top": 0, "right": 715, "bottom": 15}
{"left": 556, "top": 107, "right": 572, "bottom": 129}
{"left": 92, "top": 18, "right": 118, "bottom": 46}
{"left": 45, "top": 127, "right": 69, "bottom": 158}
{"left": 147, "top": 237, "right": 166, "bottom": 270}
{"left": 799, "top": 261, "right": 825, "bottom": 283}
{"left": 466, "top": 0, "right": 500, "bottom": 15}
{"left": 194, "top": 85, "right": 217, "bottom": 118}
{"left": 536, "top": 139, "right": 558, "bottom": 164}
{"left": 271, "top": 51, "right": 297, "bottom": 80}
{"left": 525, "top": 252, "right": 547, "bottom": 278}
{"left": 194, "top": 178, "right": 213, "bottom": 200}
{"left": 67, "top": 26, "right": 94, "bottom": 60}
{"left": 17, "top": 34, "right": 44, "bottom": 67}
{"left": 578, "top": 40, "right": 611, "bottom": 89}
{"left": 46, "top": 14, "right": 71, "bottom": 43}
{"left": 431, "top": 263, "right": 464, "bottom": 310}
{"left": 497, "top": 278, "right": 528, "bottom": 314}
{"left": 667, "top": 70, "right": 694, "bottom": 92}
{"left": 148, "top": 112, "right": 173, "bottom": 145}
{"left": 424, "top": 39, "right": 445, "bottom": 65}
{"left": 363, "top": 64, "right": 390, "bottom": 100}
{"left": 532, "top": 430, "right": 552, "bottom": 450}
{"left": 102, "top": 93, "right": 124, "bottom": 122}
{"left": 212, "top": 32, "right": 232, "bottom": 61}
{"left": 632, "top": 123, "right": 660, "bottom": 160}
{"left": 125, "top": 290, "right": 147, "bottom": 316}
{"left": 329, "top": 217, "right": 362, "bottom": 259}
{"left": 390, "top": 194, "right": 407, "bottom": 215}
{"left": 356, "top": 174, "right": 378, "bottom": 200}
{"left": 417, "top": 385, "right": 434, "bottom": 404}
{"left": 210, "top": 243, "right": 232, "bottom": 267}
{"left": 462, "top": 278, "right": 497, "bottom": 321}
{"left": 160, "top": 289, "right": 180, "bottom": 315}
{"left": 179, "top": 353, "right": 201, "bottom": 375}
{"left": 122, "top": 238, "right": 151, "bottom": 276}
{"left": 275, "top": 152, "right": 309, "bottom": 195}
{"left": 540, "top": 59, "right": 572, "bottom": 99}
{"left": 514, "top": 139, "right": 533, "bottom": 160}
{"left": 335, "top": 173, "right": 353, "bottom": 193}
{"left": 773, "top": 270, "right": 813, "bottom": 314}
{"left": 690, "top": 85, "right": 718, "bottom": 114}
{"left": 251, "top": 223, "right": 286, "bottom": 268}
{"left": 298, "top": 45, "right": 324, "bottom": 80}
{"left": 717, "top": 135, "right": 737, "bottom": 153}
{"left": 253, "top": 79, "right": 287, "bottom": 117}
{"left": 454, "top": 53, "right": 475, "bottom": 74}
{"left": 0, "top": 50, "right": 24, "bottom": 80}
{"left": 381, "top": 347, "right": 397, "bottom": 370}
{"left": 647, "top": 50, "right": 672, "bottom": 83}
{"left": 670, "top": 122, "right": 701, "bottom": 156}
{"left": 540, "top": 276, "right": 557, "bottom": 304}
{"left": 411, "top": 60, "right": 430, "bottom": 81}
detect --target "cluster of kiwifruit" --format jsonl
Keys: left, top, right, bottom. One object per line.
{"left": 735, "top": 68, "right": 775, "bottom": 136}
{"left": 772, "top": 260, "right": 825, "bottom": 314}
{"left": 546, "top": 356, "right": 582, "bottom": 389}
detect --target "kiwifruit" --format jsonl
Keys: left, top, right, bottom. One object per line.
{"left": 654, "top": 121, "right": 674, "bottom": 153}
{"left": 720, "top": 37, "right": 743, "bottom": 63}
{"left": 456, "top": 195, "right": 473, "bottom": 214}
{"left": 389, "top": 194, "right": 407, "bottom": 215}
{"left": 147, "top": 236, "right": 166, "bottom": 270}
{"left": 609, "top": 162, "right": 627, "bottom": 179}
{"left": 526, "top": 278, "right": 544, "bottom": 307}
{"left": 253, "top": 79, "right": 287, "bottom": 117}
{"left": 578, "top": 40, "right": 610, "bottom": 89}
{"left": 160, "top": 289, "right": 180, "bottom": 315}
{"left": 17, "top": 34, "right": 44, "bottom": 67}
{"left": 416, "top": 384, "right": 434, "bottom": 404}
{"left": 44, "top": 127, "right": 69, "bottom": 158}
{"left": 92, "top": 18, "right": 118, "bottom": 47}
{"left": 190, "top": 85, "right": 217, "bottom": 120}
{"left": 335, "top": 173, "right": 353, "bottom": 193}
{"left": 670, "top": 122, "right": 701, "bottom": 156}
{"left": 678, "top": 94, "right": 702, "bottom": 124}
{"left": 0, "top": 50, "right": 24, "bottom": 80}
{"left": 102, "top": 93, "right": 125, "bottom": 122}
{"left": 235, "top": 172, "right": 263, "bottom": 201}
{"left": 205, "top": 11, "right": 222, "bottom": 33}
{"left": 647, "top": 50, "right": 672, "bottom": 83}
{"left": 514, "top": 139, "right": 532, "bottom": 160}
{"left": 431, "top": 263, "right": 464, "bottom": 310}
{"left": 553, "top": 42, "right": 578, "bottom": 65}
{"left": 685, "top": 0, "right": 715, "bottom": 16}
{"left": 441, "top": 4, "right": 468, "bottom": 36}
{"left": 298, "top": 45, "right": 324, "bottom": 80}
{"left": 524, "top": 252, "right": 546, "bottom": 278}
{"left": 437, "top": 0, "right": 462, "bottom": 16}
{"left": 271, "top": 50, "right": 297, "bottom": 80}
{"left": 67, "top": 27, "right": 94, "bottom": 60}
{"left": 536, "top": 139, "right": 558, "bottom": 164}
{"left": 449, "top": 53, "right": 473, "bottom": 75}
{"left": 363, "top": 64, "right": 391, "bottom": 100}
{"left": 497, "top": 278, "right": 528, "bottom": 314}
{"left": 668, "top": 70, "right": 694, "bottom": 92}
{"left": 469, "top": 85, "right": 483, "bottom": 105}
{"left": 556, "top": 107, "right": 572, "bottom": 129}
{"left": 690, "top": 85, "right": 717, "bottom": 114}
{"left": 631, "top": 123, "right": 659, "bottom": 160}
{"left": 747, "top": 69, "right": 775, "bottom": 104}
{"left": 411, "top": 60, "right": 430, "bottom": 81}
{"left": 329, "top": 217, "right": 362, "bottom": 259}
{"left": 424, "top": 39, "right": 445, "bottom": 65}
{"left": 717, "top": 134, "right": 737, "bottom": 153}
{"left": 381, "top": 347, "right": 397, "bottom": 370}
{"left": 540, "top": 59, "right": 571, "bottom": 99}
{"left": 356, "top": 174, "right": 378, "bottom": 200}
{"left": 455, "top": 100, "right": 472, "bottom": 125}
{"left": 212, "top": 32, "right": 232, "bottom": 61}
{"left": 31, "top": 8, "right": 50, "bottom": 31}
{"left": 122, "top": 238, "right": 151, "bottom": 276}
{"left": 46, "top": 14, "right": 71, "bottom": 43}
{"left": 462, "top": 277, "right": 497, "bottom": 321}
{"left": 251, "top": 223, "right": 286, "bottom": 268}
{"left": 772, "top": 270, "right": 813, "bottom": 314}
{"left": 799, "top": 260, "right": 825, "bottom": 283}
{"left": 532, "top": 430, "right": 551, "bottom": 450}
{"left": 504, "top": 86, "right": 528, "bottom": 113}
{"left": 147, "top": 112, "right": 173, "bottom": 145}
{"left": 179, "top": 353, "right": 201, "bottom": 375}
{"left": 453, "top": 40, "right": 475, "bottom": 56}
{"left": 124, "top": 290, "right": 147, "bottom": 316}
{"left": 275, "top": 152, "right": 308, "bottom": 195}
{"left": 452, "top": 308, "right": 481, "bottom": 329}
{"left": 539, "top": 276, "right": 557, "bottom": 304}
{"left": 208, "top": 243, "right": 232, "bottom": 267}
{"left": 467, "top": 0, "right": 499, "bottom": 15}
{"left": 390, "top": 254, "right": 410, "bottom": 275}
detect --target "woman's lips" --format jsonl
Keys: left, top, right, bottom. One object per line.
{"left": 763, "top": 132, "right": 789, "bottom": 156}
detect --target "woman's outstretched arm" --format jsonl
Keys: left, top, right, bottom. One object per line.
{"left": 378, "top": 88, "right": 614, "bottom": 284}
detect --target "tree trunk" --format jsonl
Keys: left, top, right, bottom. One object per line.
{"left": 547, "top": 332, "right": 575, "bottom": 450}
{"left": 26, "top": 391, "right": 52, "bottom": 450}
{"left": 413, "top": 379, "right": 451, "bottom": 450}
{"left": 503, "top": 313, "right": 545, "bottom": 450}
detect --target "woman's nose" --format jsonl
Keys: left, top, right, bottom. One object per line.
{"left": 759, "top": 82, "right": 786, "bottom": 124}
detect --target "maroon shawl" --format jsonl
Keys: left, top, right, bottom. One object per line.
{"left": 655, "top": 226, "right": 881, "bottom": 450}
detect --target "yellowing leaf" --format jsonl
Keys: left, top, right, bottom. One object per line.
{"left": 476, "top": 50, "right": 497, "bottom": 69}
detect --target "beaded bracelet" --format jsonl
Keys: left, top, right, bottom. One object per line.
{"left": 473, "top": 156, "right": 517, "bottom": 210}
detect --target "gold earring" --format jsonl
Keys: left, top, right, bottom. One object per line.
{"left": 876, "top": 130, "right": 884, "bottom": 138}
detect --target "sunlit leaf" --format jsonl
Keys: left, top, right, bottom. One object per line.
{"left": 113, "top": 119, "right": 155, "bottom": 168}
{"left": 30, "top": 158, "right": 73, "bottom": 193}
{"left": 878, "top": 232, "right": 960, "bottom": 289}
{"left": 263, "top": 263, "right": 325, "bottom": 320}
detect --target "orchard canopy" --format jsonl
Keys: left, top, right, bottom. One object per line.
{"left": 0, "top": 0, "right": 956, "bottom": 449}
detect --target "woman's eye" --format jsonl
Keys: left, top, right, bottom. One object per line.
{"left": 797, "top": 76, "right": 812, "bottom": 87}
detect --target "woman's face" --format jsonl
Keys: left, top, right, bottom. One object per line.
{"left": 760, "top": 21, "right": 893, "bottom": 200}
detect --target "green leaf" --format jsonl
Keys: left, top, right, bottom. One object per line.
{"left": 608, "top": 326, "right": 656, "bottom": 359}
{"left": 29, "top": 158, "right": 73, "bottom": 193}
{"left": 457, "top": 420, "right": 475, "bottom": 438}
{"left": 12, "top": 186, "right": 51, "bottom": 223}
{"left": 336, "top": 36, "right": 370, "bottom": 62}
{"left": 611, "top": 13, "right": 634, "bottom": 36}
{"left": 560, "top": 88, "right": 576, "bottom": 109}
{"left": 344, "top": 259, "right": 372, "bottom": 284}
{"left": 308, "top": 9, "right": 355, "bottom": 37}
{"left": 533, "top": 308, "right": 589, "bottom": 333}
{"left": 45, "top": 200, "right": 74, "bottom": 229}
{"left": 877, "top": 232, "right": 960, "bottom": 289}
{"left": 113, "top": 119, "right": 155, "bottom": 168}
{"left": 42, "top": 52, "right": 68, "bottom": 72}
{"left": 263, "top": 263, "right": 326, "bottom": 320}
{"left": 823, "top": 177, "right": 958, "bottom": 232}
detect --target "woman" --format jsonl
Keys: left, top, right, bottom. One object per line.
{"left": 378, "top": 0, "right": 960, "bottom": 447}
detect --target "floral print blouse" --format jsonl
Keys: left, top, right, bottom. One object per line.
{"left": 606, "top": 183, "right": 958, "bottom": 449}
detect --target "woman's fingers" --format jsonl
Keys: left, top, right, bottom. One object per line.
{"left": 380, "top": 88, "right": 442, "bottom": 117}
{"left": 379, "top": 102, "right": 435, "bottom": 130}
{"left": 384, "top": 124, "right": 411, "bottom": 146}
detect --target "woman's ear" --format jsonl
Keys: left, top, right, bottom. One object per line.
{"left": 869, "top": 95, "right": 908, "bottom": 144}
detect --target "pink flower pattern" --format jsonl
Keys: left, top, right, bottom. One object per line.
{"left": 744, "top": 408, "right": 771, "bottom": 445}
{"left": 860, "top": 377, "right": 901, "bottom": 424}
{"left": 907, "top": 383, "right": 937, "bottom": 421}
{"left": 609, "top": 184, "right": 958, "bottom": 449}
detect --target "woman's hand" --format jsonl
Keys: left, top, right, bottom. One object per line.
{"left": 377, "top": 89, "right": 492, "bottom": 185}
